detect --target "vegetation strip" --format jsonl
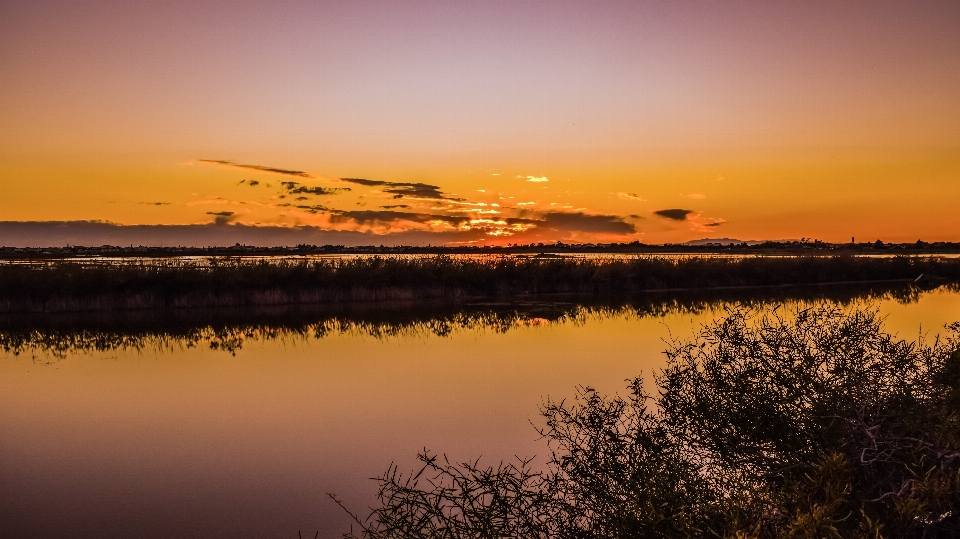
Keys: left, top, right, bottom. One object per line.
{"left": 1, "top": 255, "right": 959, "bottom": 313}
{"left": 0, "top": 282, "right": 925, "bottom": 356}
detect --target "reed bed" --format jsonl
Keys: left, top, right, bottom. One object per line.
{"left": 0, "top": 281, "right": 923, "bottom": 356}
{"left": 1, "top": 255, "right": 957, "bottom": 313}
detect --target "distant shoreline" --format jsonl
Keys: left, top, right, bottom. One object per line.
{"left": 2, "top": 255, "right": 959, "bottom": 314}
{"left": 3, "top": 240, "right": 960, "bottom": 260}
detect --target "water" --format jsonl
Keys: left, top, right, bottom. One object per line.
{"left": 2, "top": 287, "right": 960, "bottom": 538}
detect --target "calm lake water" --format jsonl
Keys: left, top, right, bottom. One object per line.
{"left": 3, "top": 287, "right": 960, "bottom": 538}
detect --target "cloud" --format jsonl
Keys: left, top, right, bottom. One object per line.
{"left": 140, "top": 202, "right": 171, "bottom": 206}
{"left": 381, "top": 204, "right": 411, "bottom": 209}
{"left": 339, "top": 178, "right": 393, "bottom": 187}
{"left": 290, "top": 204, "right": 472, "bottom": 229}
{"left": 294, "top": 205, "right": 331, "bottom": 214}
{"left": 685, "top": 193, "right": 706, "bottom": 200}
{"left": 329, "top": 210, "right": 471, "bottom": 227}
{"left": 280, "top": 181, "right": 349, "bottom": 196}
{"left": 0, "top": 220, "right": 409, "bottom": 247}
{"left": 0, "top": 219, "right": 638, "bottom": 248}
{"left": 538, "top": 212, "right": 635, "bottom": 234}
{"left": 617, "top": 193, "right": 646, "bottom": 201}
{"left": 198, "top": 159, "right": 314, "bottom": 178}
{"left": 502, "top": 212, "right": 636, "bottom": 234}
{"left": 689, "top": 216, "right": 727, "bottom": 231}
{"left": 248, "top": 180, "right": 260, "bottom": 186}
{"left": 340, "top": 178, "right": 463, "bottom": 201}
{"left": 654, "top": 209, "right": 694, "bottom": 221}
{"left": 525, "top": 176, "right": 549, "bottom": 183}
{"left": 206, "top": 211, "right": 237, "bottom": 225}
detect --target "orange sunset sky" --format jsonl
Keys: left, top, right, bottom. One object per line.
{"left": 1, "top": 0, "right": 959, "bottom": 246}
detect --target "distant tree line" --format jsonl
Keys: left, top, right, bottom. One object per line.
{"left": 2, "top": 238, "right": 960, "bottom": 258}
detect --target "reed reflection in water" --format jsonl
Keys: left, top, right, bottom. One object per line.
{"left": 0, "top": 283, "right": 933, "bottom": 358}
{"left": 1, "top": 284, "right": 958, "bottom": 539}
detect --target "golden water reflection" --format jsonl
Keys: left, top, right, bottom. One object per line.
{"left": 2, "top": 286, "right": 959, "bottom": 538}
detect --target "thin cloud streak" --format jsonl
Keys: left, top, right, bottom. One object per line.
{"left": 198, "top": 159, "right": 314, "bottom": 178}
{"left": 689, "top": 216, "right": 727, "bottom": 231}
{"left": 294, "top": 204, "right": 331, "bottom": 214}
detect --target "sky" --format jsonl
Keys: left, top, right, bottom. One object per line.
{"left": 1, "top": 0, "right": 959, "bottom": 247}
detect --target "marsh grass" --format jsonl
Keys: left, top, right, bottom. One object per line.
{"left": 0, "top": 282, "right": 926, "bottom": 358}
{"left": 1, "top": 255, "right": 958, "bottom": 313}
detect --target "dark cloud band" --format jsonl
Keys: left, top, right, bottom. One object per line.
{"left": 340, "top": 177, "right": 463, "bottom": 202}
{"left": 540, "top": 212, "right": 636, "bottom": 234}
{"left": 205, "top": 211, "right": 237, "bottom": 225}
{"left": 505, "top": 212, "right": 636, "bottom": 234}
{"left": 330, "top": 210, "right": 471, "bottom": 226}
{"left": 280, "top": 181, "right": 349, "bottom": 196}
{"left": 654, "top": 209, "right": 694, "bottom": 221}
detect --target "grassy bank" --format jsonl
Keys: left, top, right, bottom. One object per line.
{"left": 1, "top": 255, "right": 958, "bottom": 313}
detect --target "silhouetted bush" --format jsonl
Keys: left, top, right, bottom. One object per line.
{"left": 337, "top": 306, "right": 960, "bottom": 538}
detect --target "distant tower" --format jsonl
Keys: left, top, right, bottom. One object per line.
{"left": 852, "top": 237, "right": 855, "bottom": 243}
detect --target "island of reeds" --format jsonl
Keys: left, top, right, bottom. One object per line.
{"left": 0, "top": 281, "right": 925, "bottom": 357}
{"left": 2, "top": 254, "right": 959, "bottom": 313}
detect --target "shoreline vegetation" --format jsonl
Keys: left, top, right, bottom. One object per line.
{"left": 0, "top": 283, "right": 927, "bottom": 357}
{"left": 1, "top": 255, "right": 959, "bottom": 313}
{"left": 3, "top": 239, "right": 960, "bottom": 259}
{"left": 335, "top": 306, "right": 960, "bottom": 538}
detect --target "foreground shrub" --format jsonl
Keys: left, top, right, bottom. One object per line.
{"left": 336, "top": 306, "right": 960, "bottom": 538}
